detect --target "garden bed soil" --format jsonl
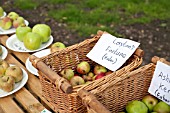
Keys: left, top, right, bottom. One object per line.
{"left": 1, "top": 1, "right": 170, "bottom": 65}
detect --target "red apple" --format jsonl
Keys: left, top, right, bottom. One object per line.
{"left": 93, "top": 65, "right": 107, "bottom": 75}
{"left": 0, "top": 17, "right": 12, "bottom": 30}
{"left": 95, "top": 73, "right": 105, "bottom": 80}
{"left": 60, "top": 68, "right": 74, "bottom": 81}
{"left": 76, "top": 61, "right": 90, "bottom": 75}
{"left": 70, "top": 76, "right": 85, "bottom": 86}
{"left": 105, "top": 71, "right": 113, "bottom": 76}
{"left": 13, "top": 16, "right": 26, "bottom": 28}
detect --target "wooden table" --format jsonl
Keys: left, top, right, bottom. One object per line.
{"left": 0, "top": 35, "right": 55, "bottom": 113}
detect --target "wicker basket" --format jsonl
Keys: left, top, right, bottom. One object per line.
{"left": 30, "top": 31, "right": 143, "bottom": 113}
{"left": 79, "top": 56, "right": 170, "bottom": 113}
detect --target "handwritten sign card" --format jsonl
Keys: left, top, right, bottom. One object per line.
{"left": 86, "top": 33, "right": 140, "bottom": 71}
{"left": 148, "top": 61, "right": 170, "bottom": 105}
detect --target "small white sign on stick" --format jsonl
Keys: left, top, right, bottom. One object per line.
{"left": 148, "top": 61, "right": 170, "bottom": 105}
{"left": 86, "top": 33, "right": 140, "bottom": 71}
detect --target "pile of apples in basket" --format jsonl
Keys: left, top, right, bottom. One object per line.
{"left": 59, "top": 61, "right": 112, "bottom": 86}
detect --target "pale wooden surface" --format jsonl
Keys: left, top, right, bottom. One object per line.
{"left": 0, "top": 35, "right": 55, "bottom": 113}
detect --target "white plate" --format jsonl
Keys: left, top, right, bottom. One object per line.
{"left": 6, "top": 34, "right": 53, "bottom": 52}
{"left": 26, "top": 49, "right": 51, "bottom": 76}
{"left": 0, "top": 45, "right": 8, "bottom": 60}
{"left": 0, "top": 12, "right": 7, "bottom": 18}
{"left": 0, "top": 64, "right": 28, "bottom": 98}
{"left": 0, "top": 20, "right": 29, "bottom": 35}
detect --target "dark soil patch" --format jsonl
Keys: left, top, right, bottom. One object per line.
{"left": 1, "top": 1, "right": 170, "bottom": 65}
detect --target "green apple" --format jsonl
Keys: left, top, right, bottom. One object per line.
{"left": 13, "top": 16, "right": 26, "bottom": 28}
{"left": 0, "top": 75, "right": 15, "bottom": 92}
{"left": 32, "top": 24, "right": 51, "bottom": 43}
{"left": 126, "top": 100, "right": 148, "bottom": 113}
{"left": 23, "top": 32, "right": 42, "bottom": 50}
{"left": 7, "top": 12, "right": 19, "bottom": 21}
{"left": 5, "top": 65, "right": 23, "bottom": 82}
{"left": 153, "top": 101, "right": 170, "bottom": 113}
{"left": 50, "top": 42, "right": 66, "bottom": 53}
{"left": 93, "top": 65, "right": 107, "bottom": 75}
{"left": 70, "top": 76, "right": 85, "bottom": 86}
{"left": 60, "top": 68, "right": 74, "bottom": 81}
{"left": 0, "top": 7, "right": 4, "bottom": 17}
{"left": 0, "top": 17, "right": 12, "bottom": 30}
{"left": 76, "top": 61, "right": 91, "bottom": 74}
{"left": 16, "top": 26, "right": 32, "bottom": 42}
{"left": 142, "top": 95, "right": 158, "bottom": 112}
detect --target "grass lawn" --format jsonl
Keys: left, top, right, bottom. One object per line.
{"left": 14, "top": 0, "right": 170, "bottom": 37}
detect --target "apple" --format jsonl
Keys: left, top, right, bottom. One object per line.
{"left": 126, "top": 100, "right": 148, "bottom": 113}
{"left": 142, "top": 94, "right": 158, "bottom": 112}
{"left": 87, "top": 72, "right": 94, "bottom": 78}
{"left": 0, "top": 59, "right": 9, "bottom": 77}
{"left": 153, "top": 101, "right": 170, "bottom": 113}
{"left": 95, "top": 73, "right": 105, "bottom": 80}
{"left": 93, "top": 65, "right": 107, "bottom": 75}
{"left": 0, "top": 7, "right": 4, "bottom": 17}
{"left": 92, "top": 75, "right": 97, "bottom": 80}
{"left": 60, "top": 68, "right": 74, "bottom": 81}
{"left": 16, "top": 26, "right": 32, "bottom": 42}
{"left": 0, "top": 59, "right": 9, "bottom": 69}
{"left": 0, "top": 17, "right": 12, "bottom": 30}
{"left": 32, "top": 24, "right": 51, "bottom": 43}
{"left": 0, "top": 65, "right": 6, "bottom": 77}
{"left": 50, "top": 42, "right": 66, "bottom": 53}
{"left": 82, "top": 75, "right": 92, "bottom": 82}
{"left": 7, "top": 12, "right": 19, "bottom": 21}
{"left": 76, "top": 61, "right": 90, "bottom": 75}
{"left": 0, "top": 45, "right": 3, "bottom": 56}
{"left": 13, "top": 16, "right": 26, "bottom": 28}
{"left": 23, "top": 32, "right": 42, "bottom": 50}
{"left": 0, "top": 75, "right": 15, "bottom": 92}
{"left": 70, "top": 76, "right": 85, "bottom": 86}
{"left": 5, "top": 65, "right": 23, "bottom": 82}
{"left": 105, "top": 71, "right": 113, "bottom": 76}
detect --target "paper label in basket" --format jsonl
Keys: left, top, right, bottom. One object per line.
{"left": 41, "top": 109, "right": 52, "bottom": 113}
{"left": 86, "top": 33, "right": 140, "bottom": 71}
{"left": 148, "top": 61, "right": 170, "bottom": 105}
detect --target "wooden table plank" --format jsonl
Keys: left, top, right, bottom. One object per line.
{"left": 0, "top": 96, "right": 24, "bottom": 113}
{"left": 14, "top": 88, "right": 45, "bottom": 113}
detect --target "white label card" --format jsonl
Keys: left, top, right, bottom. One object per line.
{"left": 148, "top": 61, "right": 170, "bottom": 105}
{"left": 86, "top": 33, "right": 140, "bottom": 71}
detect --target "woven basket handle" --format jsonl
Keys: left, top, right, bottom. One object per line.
{"left": 78, "top": 89, "right": 111, "bottom": 113}
{"left": 151, "top": 56, "right": 170, "bottom": 65}
{"left": 29, "top": 55, "right": 73, "bottom": 94}
{"left": 97, "top": 30, "right": 144, "bottom": 57}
